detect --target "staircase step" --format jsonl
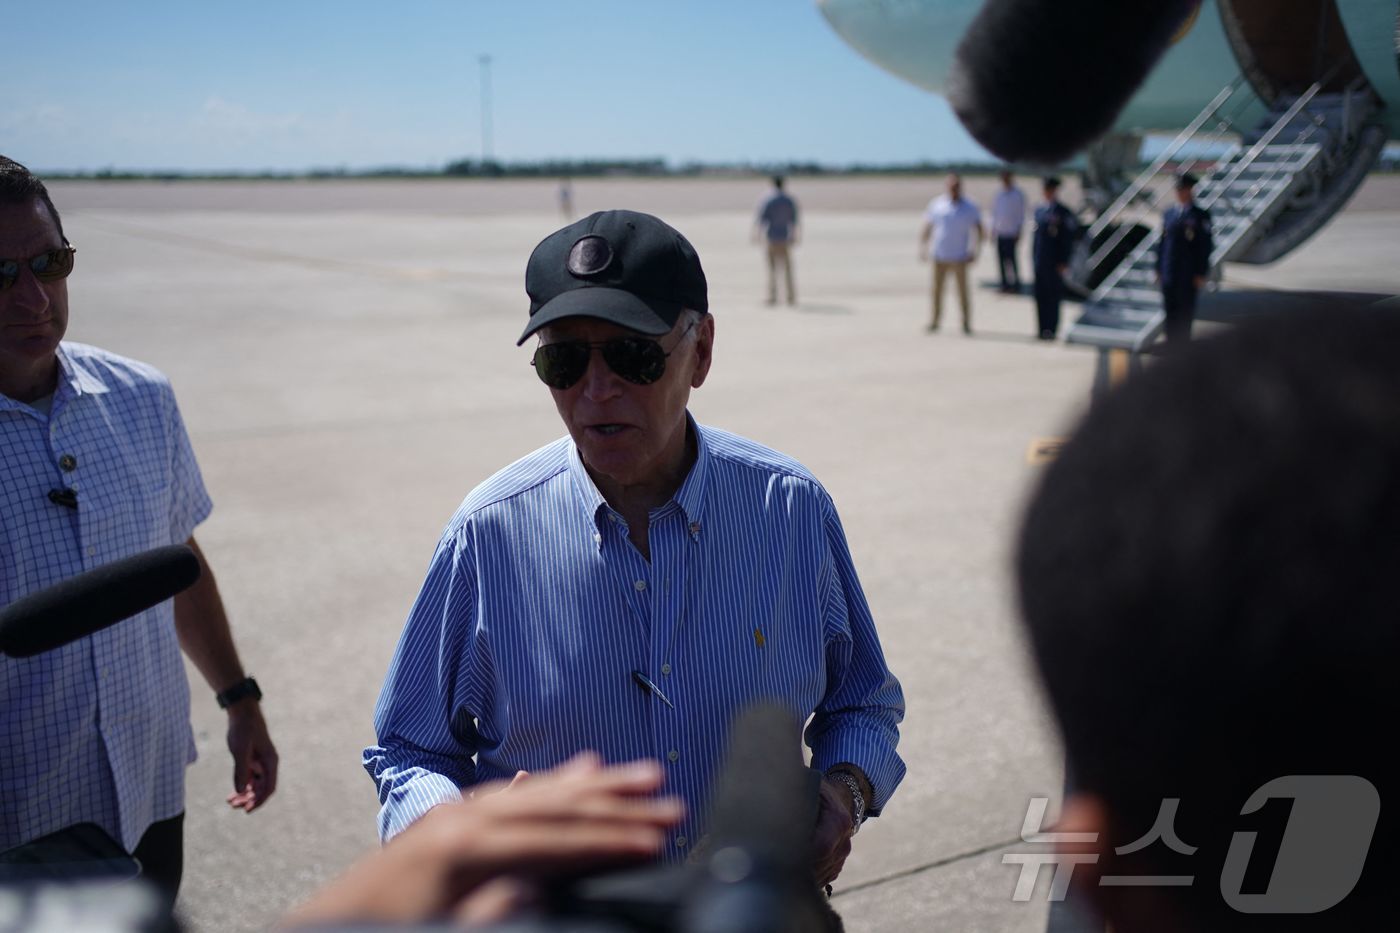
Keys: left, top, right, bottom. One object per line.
{"left": 1119, "top": 268, "right": 1156, "bottom": 284}
{"left": 1102, "top": 288, "right": 1162, "bottom": 307}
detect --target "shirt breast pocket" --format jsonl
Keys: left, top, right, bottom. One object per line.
{"left": 696, "top": 601, "right": 827, "bottom": 722}
{"left": 80, "top": 458, "right": 176, "bottom": 560}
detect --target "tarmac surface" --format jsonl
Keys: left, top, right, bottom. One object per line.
{"left": 44, "top": 173, "right": 1400, "bottom": 932}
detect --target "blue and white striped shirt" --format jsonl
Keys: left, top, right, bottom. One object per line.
{"left": 365, "top": 418, "right": 905, "bottom": 856}
{"left": 1, "top": 343, "right": 211, "bottom": 853}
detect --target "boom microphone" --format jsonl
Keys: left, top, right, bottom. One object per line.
{"left": 946, "top": 0, "right": 1201, "bottom": 163}
{"left": 0, "top": 545, "right": 201, "bottom": 658}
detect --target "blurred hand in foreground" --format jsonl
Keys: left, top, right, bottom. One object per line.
{"left": 284, "top": 753, "right": 682, "bottom": 928}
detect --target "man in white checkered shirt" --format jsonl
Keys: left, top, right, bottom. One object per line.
{"left": 0, "top": 156, "right": 278, "bottom": 905}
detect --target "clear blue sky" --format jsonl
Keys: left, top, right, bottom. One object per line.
{"left": 3, "top": 0, "right": 988, "bottom": 173}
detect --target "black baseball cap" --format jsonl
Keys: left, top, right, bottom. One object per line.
{"left": 518, "top": 209, "right": 708, "bottom": 345}
{"left": 1176, "top": 171, "right": 1199, "bottom": 189}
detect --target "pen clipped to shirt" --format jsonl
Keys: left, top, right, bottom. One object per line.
{"left": 631, "top": 669, "right": 674, "bottom": 709}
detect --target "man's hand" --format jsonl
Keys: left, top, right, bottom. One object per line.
{"left": 811, "top": 776, "right": 857, "bottom": 887}
{"left": 225, "top": 701, "right": 278, "bottom": 812}
{"left": 1193, "top": 274, "right": 1206, "bottom": 290}
{"left": 1056, "top": 264, "right": 1068, "bottom": 278}
{"left": 284, "top": 753, "right": 683, "bottom": 928}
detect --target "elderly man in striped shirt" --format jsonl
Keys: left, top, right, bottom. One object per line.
{"left": 365, "top": 210, "right": 905, "bottom": 887}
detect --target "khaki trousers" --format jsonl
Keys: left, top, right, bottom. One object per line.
{"left": 767, "top": 241, "right": 796, "bottom": 304}
{"left": 932, "top": 259, "right": 972, "bottom": 329}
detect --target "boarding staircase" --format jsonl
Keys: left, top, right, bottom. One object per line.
{"left": 1066, "top": 74, "right": 1387, "bottom": 355}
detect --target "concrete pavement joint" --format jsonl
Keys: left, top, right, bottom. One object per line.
{"left": 831, "top": 836, "right": 1024, "bottom": 899}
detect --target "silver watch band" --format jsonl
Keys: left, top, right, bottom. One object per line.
{"left": 827, "top": 769, "right": 866, "bottom": 833}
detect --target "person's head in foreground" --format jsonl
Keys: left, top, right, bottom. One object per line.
{"left": 1018, "top": 307, "right": 1399, "bottom": 931}
{"left": 519, "top": 209, "right": 713, "bottom": 495}
{"left": 1042, "top": 175, "right": 1061, "bottom": 201}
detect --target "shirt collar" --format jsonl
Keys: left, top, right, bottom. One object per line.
{"left": 0, "top": 344, "right": 107, "bottom": 416}
{"left": 56, "top": 344, "right": 111, "bottom": 400}
{"left": 567, "top": 411, "right": 711, "bottom": 551}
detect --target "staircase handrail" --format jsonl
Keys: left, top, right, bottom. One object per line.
{"left": 1195, "top": 81, "right": 1325, "bottom": 216}
{"left": 1087, "top": 77, "right": 1246, "bottom": 244}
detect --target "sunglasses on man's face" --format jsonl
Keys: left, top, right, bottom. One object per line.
{"left": 0, "top": 245, "right": 76, "bottom": 292}
{"left": 531, "top": 320, "right": 697, "bottom": 390}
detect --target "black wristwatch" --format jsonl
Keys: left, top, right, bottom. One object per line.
{"left": 216, "top": 676, "right": 262, "bottom": 709}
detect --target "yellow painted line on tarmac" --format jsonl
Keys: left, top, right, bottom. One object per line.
{"left": 1026, "top": 437, "right": 1065, "bottom": 465}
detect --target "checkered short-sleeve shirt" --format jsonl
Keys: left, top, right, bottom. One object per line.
{"left": 1, "top": 343, "right": 212, "bottom": 853}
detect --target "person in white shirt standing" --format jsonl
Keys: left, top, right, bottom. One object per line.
{"left": 990, "top": 170, "right": 1027, "bottom": 294}
{"left": 918, "top": 173, "right": 984, "bottom": 334}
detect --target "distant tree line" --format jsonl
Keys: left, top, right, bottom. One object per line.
{"left": 44, "top": 157, "right": 1038, "bottom": 181}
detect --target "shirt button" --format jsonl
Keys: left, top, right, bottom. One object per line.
{"left": 660, "top": 663, "right": 672, "bottom": 675}
{"left": 634, "top": 579, "right": 647, "bottom": 592}
{"left": 59, "top": 454, "right": 77, "bottom": 471}
{"left": 675, "top": 835, "right": 688, "bottom": 848}
{"left": 667, "top": 749, "right": 679, "bottom": 762}
{"left": 87, "top": 547, "right": 95, "bottom": 557}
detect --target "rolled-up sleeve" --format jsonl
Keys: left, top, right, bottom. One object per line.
{"left": 363, "top": 524, "right": 484, "bottom": 842}
{"left": 805, "top": 499, "right": 906, "bottom": 816}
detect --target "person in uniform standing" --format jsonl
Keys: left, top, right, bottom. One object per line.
{"left": 918, "top": 173, "right": 984, "bottom": 334}
{"left": 754, "top": 175, "right": 800, "bottom": 306}
{"left": 1156, "top": 172, "right": 1213, "bottom": 345}
{"left": 1031, "top": 176, "right": 1076, "bottom": 341}
{"left": 990, "top": 170, "right": 1027, "bottom": 293}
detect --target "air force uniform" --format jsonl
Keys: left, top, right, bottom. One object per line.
{"left": 1032, "top": 199, "right": 1076, "bottom": 339}
{"left": 1157, "top": 201, "right": 1213, "bottom": 344}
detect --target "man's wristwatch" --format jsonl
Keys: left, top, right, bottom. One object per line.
{"left": 216, "top": 676, "right": 262, "bottom": 709}
{"left": 827, "top": 769, "right": 867, "bottom": 833}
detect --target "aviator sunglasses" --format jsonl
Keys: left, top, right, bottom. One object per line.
{"left": 0, "top": 245, "right": 76, "bottom": 291}
{"left": 532, "top": 320, "right": 697, "bottom": 390}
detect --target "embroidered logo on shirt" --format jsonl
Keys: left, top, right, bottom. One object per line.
{"left": 754, "top": 628, "right": 766, "bottom": 648}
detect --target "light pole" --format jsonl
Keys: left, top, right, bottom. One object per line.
{"left": 479, "top": 54, "right": 494, "bottom": 164}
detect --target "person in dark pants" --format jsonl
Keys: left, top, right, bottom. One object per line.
{"left": 1032, "top": 176, "right": 1075, "bottom": 340}
{"left": 990, "top": 170, "right": 1027, "bottom": 292}
{"left": 1156, "top": 172, "right": 1213, "bottom": 345}
{"left": 0, "top": 156, "right": 278, "bottom": 919}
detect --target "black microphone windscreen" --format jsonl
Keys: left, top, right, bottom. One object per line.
{"left": 704, "top": 703, "right": 813, "bottom": 867}
{"left": 947, "top": 0, "right": 1200, "bottom": 163}
{"left": 0, "top": 545, "right": 201, "bottom": 658}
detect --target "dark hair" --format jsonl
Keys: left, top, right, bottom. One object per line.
{"left": 0, "top": 155, "right": 65, "bottom": 240}
{"left": 772, "top": 175, "right": 785, "bottom": 190}
{"left": 1042, "top": 175, "right": 1061, "bottom": 190}
{"left": 1017, "top": 308, "right": 1400, "bottom": 928}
